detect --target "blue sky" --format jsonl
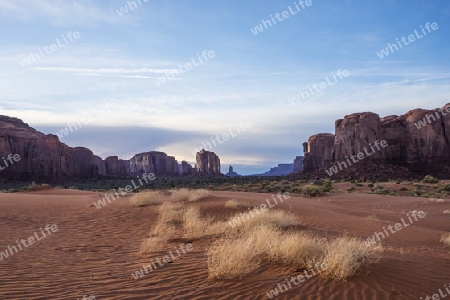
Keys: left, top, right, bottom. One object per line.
{"left": 0, "top": 0, "right": 449, "bottom": 175}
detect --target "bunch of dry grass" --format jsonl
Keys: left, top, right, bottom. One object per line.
{"left": 267, "top": 232, "right": 324, "bottom": 269}
{"left": 224, "top": 199, "right": 247, "bottom": 209}
{"left": 441, "top": 233, "right": 450, "bottom": 247}
{"left": 443, "top": 209, "right": 450, "bottom": 214}
{"left": 130, "top": 191, "right": 163, "bottom": 207}
{"left": 171, "top": 188, "right": 211, "bottom": 202}
{"left": 139, "top": 236, "right": 166, "bottom": 254}
{"left": 207, "top": 226, "right": 279, "bottom": 279}
{"left": 320, "top": 236, "right": 382, "bottom": 281}
{"left": 183, "top": 206, "right": 213, "bottom": 238}
{"left": 227, "top": 209, "right": 297, "bottom": 233}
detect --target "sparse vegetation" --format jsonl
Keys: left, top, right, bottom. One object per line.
{"left": 130, "top": 191, "right": 163, "bottom": 207}
{"left": 302, "top": 185, "right": 321, "bottom": 197}
{"left": 320, "top": 236, "right": 382, "bottom": 281}
{"left": 422, "top": 175, "right": 439, "bottom": 184}
{"left": 171, "top": 188, "right": 211, "bottom": 202}
{"left": 441, "top": 233, "right": 450, "bottom": 247}
{"left": 224, "top": 199, "right": 247, "bottom": 209}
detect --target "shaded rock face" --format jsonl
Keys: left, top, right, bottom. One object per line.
{"left": 105, "top": 156, "right": 127, "bottom": 176}
{"left": 292, "top": 156, "right": 303, "bottom": 173}
{"left": 301, "top": 104, "right": 450, "bottom": 178}
{"left": 0, "top": 116, "right": 97, "bottom": 181}
{"left": 302, "top": 134, "right": 335, "bottom": 172}
{"left": 181, "top": 161, "right": 194, "bottom": 176}
{"left": 129, "top": 152, "right": 179, "bottom": 176}
{"left": 91, "top": 155, "right": 106, "bottom": 175}
{"left": 196, "top": 150, "right": 221, "bottom": 175}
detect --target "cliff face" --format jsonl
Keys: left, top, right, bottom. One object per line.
{"left": 129, "top": 151, "right": 179, "bottom": 176}
{"left": 195, "top": 150, "right": 221, "bottom": 175}
{"left": 0, "top": 115, "right": 225, "bottom": 181}
{"left": 0, "top": 116, "right": 97, "bottom": 181}
{"left": 302, "top": 134, "right": 335, "bottom": 172}
{"left": 301, "top": 104, "right": 450, "bottom": 178}
{"left": 180, "top": 161, "right": 194, "bottom": 176}
{"left": 292, "top": 156, "right": 303, "bottom": 173}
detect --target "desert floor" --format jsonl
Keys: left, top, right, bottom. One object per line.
{"left": 0, "top": 189, "right": 449, "bottom": 300}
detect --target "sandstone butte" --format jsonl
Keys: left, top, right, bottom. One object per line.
{"left": 0, "top": 115, "right": 221, "bottom": 181}
{"left": 298, "top": 103, "right": 450, "bottom": 180}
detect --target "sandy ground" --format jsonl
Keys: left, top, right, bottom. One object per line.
{"left": 0, "top": 189, "right": 449, "bottom": 300}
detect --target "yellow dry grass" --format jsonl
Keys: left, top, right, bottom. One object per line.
{"left": 171, "top": 188, "right": 211, "bottom": 202}
{"left": 441, "top": 233, "right": 450, "bottom": 247}
{"left": 320, "top": 236, "right": 382, "bottom": 281}
{"left": 130, "top": 191, "right": 162, "bottom": 207}
{"left": 224, "top": 199, "right": 247, "bottom": 209}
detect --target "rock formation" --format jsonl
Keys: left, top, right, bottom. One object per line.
{"left": 225, "top": 165, "right": 240, "bottom": 177}
{"left": 0, "top": 116, "right": 98, "bottom": 181}
{"left": 302, "top": 134, "right": 335, "bottom": 172}
{"left": 300, "top": 103, "right": 450, "bottom": 179}
{"left": 128, "top": 151, "right": 179, "bottom": 176}
{"left": 105, "top": 156, "right": 127, "bottom": 176}
{"left": 292, "top": 156, "right": 303, "bottom": 173}
{"left": 195, "top": 150, "right": 221, "bottom": 175}
{"left": 181, "top": 161, "right": 194, "bottom": 176}
{"left": 253, "top": 164, "right": 294, "bottom": 176}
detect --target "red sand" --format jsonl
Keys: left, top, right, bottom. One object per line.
{"left": 0, "top": 189, "right": 449, "bottom": 299}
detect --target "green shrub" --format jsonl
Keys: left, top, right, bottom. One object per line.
{"left": 422, "top": 175, "right": 439, "bottom": 184}
{"left": 368, "top": 183, "right": 374, "bottom": 188}
{"left": 302, "top": 185, "right": 321, "bottom": 197}
{"left": 400, "top": 187, "right": 408, "bottom": 191}
{"left": 347, "top": 187, "right": 356, "bottom": 193}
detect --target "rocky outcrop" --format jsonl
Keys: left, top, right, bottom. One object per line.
{"left": 0, "top": 115, "right": 226, "bottom": 181}
{"left": 302, "top": 134, "right": 335, "bottom": 172}
{"left": 196, "top": 150, "right": 221, "bottom": 175}
{"left": 105, "top": 156, "right": 127, "bottom": 176}
{"left": 0, "top": 116, "right": 98, "bottom": 181}
{"left": 292, "top": 156, "right": 303, "bottom": 173}
{"left": 300, "top": 104, "right": 450, "bottom": 179}
{"left": 129, "top": 151, "right": 179, "bottom": 176}
{"left": 91, "top": 155, "right": 106, "bottom": 175}
{"left": 181, "top": 161, "right": 194, "bottom": 176}
{"left": 225, "top": 165, "right": 240, "bottom": 177}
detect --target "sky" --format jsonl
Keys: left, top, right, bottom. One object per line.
{"left": 0, "top": 0, "right": 449, "bottom": 175}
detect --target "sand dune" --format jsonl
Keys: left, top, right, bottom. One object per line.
{"left": 0, "top": 189, "right": 449, "bottom": 299}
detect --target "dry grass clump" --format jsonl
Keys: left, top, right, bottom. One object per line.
{"left": 130, "top": 191, "right": 163, "bottom": 207}
{"left": 443, "top": 209, "right": 450, "bottom": 214}
{"left": 139, "top": 236, "right": 166, "bottom": 254}
{"left": 441, "top": 233, "right": 450, "bottom": 247}
{"left": 320, "top": 236, "right": 382, "bottom": 281}
{"left": 267, "top": 232, "right": 324, "bottom": 269}
{"left": 224, "top": 199, "right": 247, "bottom": 209}
{"left": 227, "top": 209, "right": 298, "bottom": 233}
{"left": 171, "top": 188, "right": 211, "bottom": 202}
{"left": 207, "top": 226, "right": 279, "bottom": 279}
{"left": 183, "top": 206, "right": 214, "bottom": 238}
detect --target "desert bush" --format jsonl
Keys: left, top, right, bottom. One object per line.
{"left": 422, "top": 175, "right": 439, "bottom": 184}
{"left": 347, "top": 187, "right": 356, "bottom": 193}
{"left": 302, "top": 185, "right": 321, "bottom": 197}
{"left": 441, "top": 233, "right": 450, "bottom": 247}
{"left": 368, "top": 183, "right": 374, "bottom": 188}
{"left": 320, "top": 236, "right": 382, "bottom": 281}
{"left": 400, "top": 187, "right": 408, "bottom": 191}
{"left": 130, "top": 191, "right": 163, "bottom": 207}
